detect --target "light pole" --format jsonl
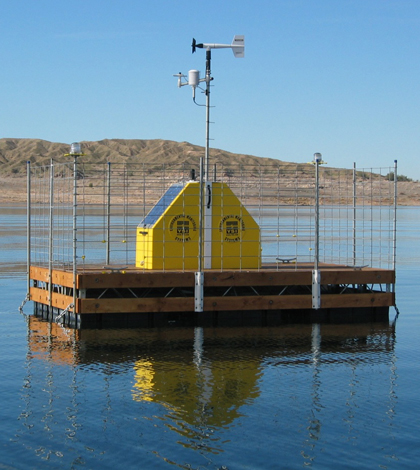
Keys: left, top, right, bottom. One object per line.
{"left": 67, "top": 142, "right": 84, "bottom": 314}
{"left": 312, "top": 152, "right": 324, "bottom": 310}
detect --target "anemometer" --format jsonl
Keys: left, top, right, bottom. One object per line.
{"left": 173, "top": 35, "right": 245, "bottom": 181}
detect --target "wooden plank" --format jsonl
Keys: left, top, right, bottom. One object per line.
{"left": 77, "top": 292, "right": 394, "bottom": 314}
{"left": 204, "top": 271, "right": 312, "bottom": 286}
{"left": 30, "top": 265, "right": 395, "bottom": 289}
{"left": 77, "top": 271, "right": 196, "bottom": 290}
{"left": 321, "top": 270, "right": 395, "bottom": 285}
{"left": 320, "top": 293, "right": 394, "bottom": 308}
{"left": 203, "top": 294, "right": 312, "bottom": 311}
{"left": 30, "top": 266, "right": 74, "bottom": 287}
{"left": 52, "top": 270, "right": 74, "bottom": 287}
{"left": 79, "top": 297, "right": 195, "bottom": 314}
{"left": 30, "top": 287, "right": 74, "bottom": 311}
{"left": 30, "top": 266, "right": 49, "bottom": 282}
{"left": 78, "top": 295, "right": 311, "bottom": 314}
{"left": 205, "top": 269, "right": 394, "bottom": 287}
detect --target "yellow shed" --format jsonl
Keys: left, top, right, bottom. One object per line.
{"left": 136, "top": 181, "right": 260, "bottom": 270}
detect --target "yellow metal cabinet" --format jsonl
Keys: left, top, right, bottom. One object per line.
{"left": 136, "top": 181, "right": 260, "bottom": 270}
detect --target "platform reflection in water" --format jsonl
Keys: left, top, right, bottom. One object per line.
{"left": 22, "top": 317, "right": 398, "bottom": 467}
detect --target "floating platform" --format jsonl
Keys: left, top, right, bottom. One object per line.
{"left": 25, "top": 157, "right": 399, "bottom": 329}
{"left": 30, "top": 263, "right": 395, "bottom": 329}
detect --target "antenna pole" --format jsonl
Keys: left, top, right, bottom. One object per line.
{"left": 174, "top": 36, "right": 244, "bottom": 271}
{"left": 205, "top": 49, "right": 211, "bottom": 182}
{"left": 202, "top": 48, "right": 213, "bottom": 268}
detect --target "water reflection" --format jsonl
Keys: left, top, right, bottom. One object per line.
{"left": 24, "top": 317, "right": 398, "bottom": 465}
{"left": 306, "top": 324, "right": 322, "bottom": 463}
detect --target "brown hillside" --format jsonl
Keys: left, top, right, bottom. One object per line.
{"left": 0, "top": 138, "right": 291, "bottom": 175}
{"left": 0, "top": 138, "right": 419, "bottom": 205}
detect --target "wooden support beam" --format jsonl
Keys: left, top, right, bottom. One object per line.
{"left": 30, "top": 265, "right": 395, "bottom": 291}
{"left": 79, "top": 297, "right": 195, "bottom": 314}
{"left": 77, "top": 271, "right": 196, "bottom": 290}
{"left": 203, "top": 294, "right": 312, "bottom": 311}
{"left": 30, "top": 266, "right": 74, "bottom": 287}
{"left": 76, "top": 292, "right": 394, "bottom": 314}
{"left": 321, "top": 270, "right": 395, "bottom": 285}
{"left": 30, "top": 287, "right": 74, "bottom": 311}
{"left": 320, "top": 293, "right": 395, "bottom": 308}
{"left": 204, "top": 271, "right": 312, "bottom": 286}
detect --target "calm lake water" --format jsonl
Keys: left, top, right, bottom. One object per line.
{"left": 0, "top": 205, "right": 419, "bottom": 469}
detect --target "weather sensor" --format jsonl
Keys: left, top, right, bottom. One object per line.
{"left": 173, "top": 35, "right": 246, "bottom": 294}
{"left": 173, "top": 35, "right": 245, "bottom": 180}
{"left": 191, "top": 35, "right": 245, "bottom": 57}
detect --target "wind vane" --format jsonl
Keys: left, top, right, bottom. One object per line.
{"left": 173, "top": 35, "right": 245, "bottom": 181}
{"left": 191, "top": 35, "right": 245, "bottom": 57}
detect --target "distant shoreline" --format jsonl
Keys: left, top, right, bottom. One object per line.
{"left": 0, "top": 177, "right": 28, "bottom": 204}
{"left": 1, "top": 176, "right": 420, "bottom": 206}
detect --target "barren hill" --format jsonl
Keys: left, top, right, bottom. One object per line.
{"left": 0, "top": 138, "right": 419, "bottom": 205}
{"left": 0, "top": 138, "right": 290, "bottom": 175}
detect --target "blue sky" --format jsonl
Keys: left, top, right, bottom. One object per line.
{"left": 1, "top": 0, "right": 419, "bottom": 179}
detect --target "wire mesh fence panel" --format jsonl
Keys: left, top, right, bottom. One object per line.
{"left": 28, "top": 159, "right": 397, "bottom": 272}
{"left": 29, "top": 162, "right": 74, "bottom": 268}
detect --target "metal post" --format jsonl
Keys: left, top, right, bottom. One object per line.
{"left": 353, "top": 162, "right": 357, "bottom": 267}
{"left": 203, "top": 49, "right": 213, "bottom": 269}
{"left": 195, "top": 157, "right": 204, "bottom": 312}
{"left": 312, "top": 153, "right": 322, "bottom": 309}
{"left": 392, "top": 160, "right": 398, "bottom": 276}
{"left": 72, "top": 155, "right": 78, "bottom": 313}
{"left": 48, "top": 160, "right": 54, "bottom": 310}
{"left": 204, "top": 180, "right": 213, "bottom": 269}
{"left": 198, "top": 156, "right": 204, "bottom": 271}
{"left": 142, "top": 162, "right": 146, "bottom": 228}
{"left": 204, "top": 49, "right": 211, "bottom": 182}
{"left": 26, "top": 161, "right": 31, "bottom": 296}
{"left": 106, "top": 162, "right": 111, "bottom": 265}
{"left": 314, "top": 158, "right": 320, "bottom": 272}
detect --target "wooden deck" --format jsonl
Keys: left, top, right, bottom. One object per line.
{"left": 29, "top": 263, "right": 395, "bottom": 328}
